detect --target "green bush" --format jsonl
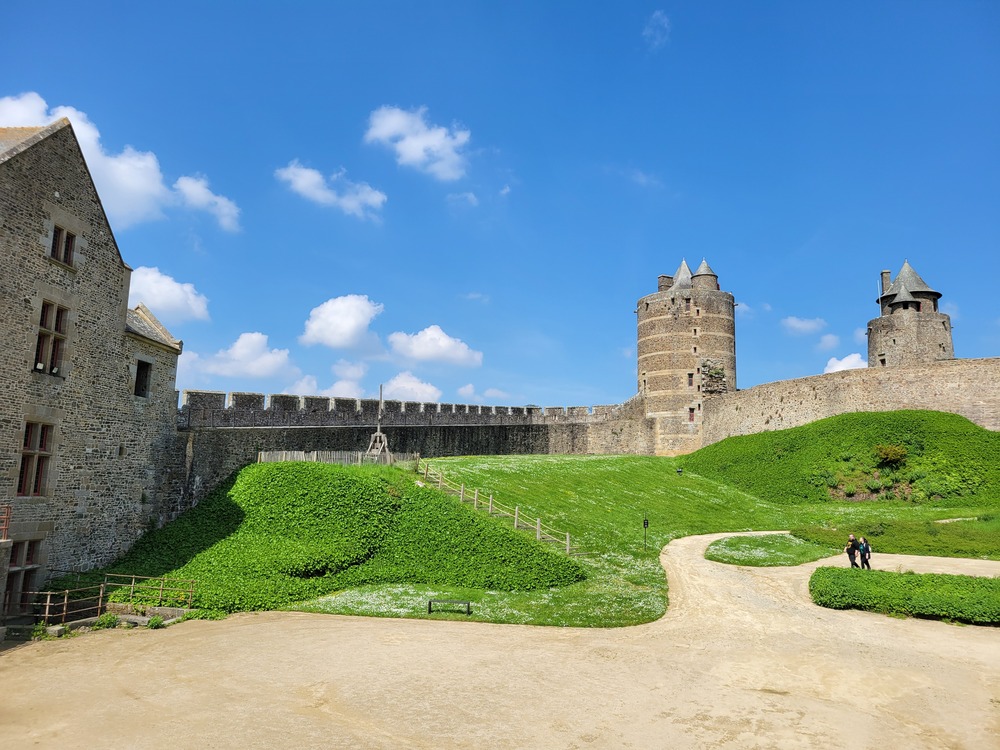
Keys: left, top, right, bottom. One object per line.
{"left": 809, "top": 567, "right": 1000, "bottom": 624}
{"left": 147, "top": 615, "right": 165, "bottom": 629}
{"left": 93, "top": 612, "right": 119, "bottom": 630}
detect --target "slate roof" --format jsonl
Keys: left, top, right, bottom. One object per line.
{"left": 669, "top": 259, "right": 693, "bottom": 290}
{"left": 126, "top": 304, "right": 182, "bottom": 353}
{"left": 884, "top": 260, "right": 940, "bottom": 300}
{"left": 693, "top": 259, "right": 717, "bottom": 277}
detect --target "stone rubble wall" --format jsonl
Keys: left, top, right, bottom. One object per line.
{"left": 702, "top": 358, "right": 1000, "bottom": 446}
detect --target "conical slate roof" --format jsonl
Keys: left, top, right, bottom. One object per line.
{"left": 885, "top": 260, "right": 940, "bottom": 299}
{"left": 669, "top": 259, "right": 693, "bottom": 290}
{"left": 693, "top": 258, "right": 717, "bottom": 277}
{"left": 892, "top": 284, "right": 917, "bottom": 304}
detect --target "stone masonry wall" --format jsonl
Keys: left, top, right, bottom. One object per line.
{"left": 702, "top": 358, "right": 1000, "bottom": 445}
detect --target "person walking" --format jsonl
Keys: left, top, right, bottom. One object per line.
{"left": 845, "top": 534, "right": 861, "bottom": 568}
{"left": 859, "top": 536, "right": 872, "bottom": 570}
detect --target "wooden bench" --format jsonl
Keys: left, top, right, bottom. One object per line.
{"left": 428, "top": 599, "right": 471, "bottom": 615}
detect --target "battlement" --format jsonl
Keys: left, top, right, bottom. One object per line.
{"left": 177, "top": 391, "right": 619, "bottom": 429}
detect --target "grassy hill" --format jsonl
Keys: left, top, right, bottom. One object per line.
{"left": 62, "top": 410, "right": 999, "bottom": 627}
{"left": 81, "top": 462, "right": 584, "bottom": 613}
{"left": 681, "top": 410, "right": 1000, "bottom": 506}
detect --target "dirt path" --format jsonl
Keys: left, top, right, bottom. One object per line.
{"left": 2, "top": 532, "right": 998, "bottom": 749}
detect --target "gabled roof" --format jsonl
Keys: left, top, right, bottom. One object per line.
{"left": 0, "top": 119, "right": 71, "bottom": 165}
{"left": 126, "top": 304, "right": 183, "bottom": 354}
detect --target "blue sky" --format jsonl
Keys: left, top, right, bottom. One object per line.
{"left": 3, "top": 2, "right": 998, "bottom": 407}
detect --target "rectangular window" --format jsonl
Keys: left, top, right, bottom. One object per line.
{"left": 17, "top": 423, "right": 53, "bottom": 497}
{"left": 685, "top": 299, "right": 691, "bottom": 312}
{"left": 693, "top": 328, "right": 698, "bottom": 336}
{"left": 50, "top": 226, "right": 75, "bottom": 266}
{"left": 687, "top": 373, "right": 694, "bottom": 387}
{"left": 688, "top": 408, "right": 695, "bottom": 423}
{"left": 34, "top": 301, "right": 68, "bottom": 374}
{"left": 135, "top": 360, "right": 152, "bottom": 397}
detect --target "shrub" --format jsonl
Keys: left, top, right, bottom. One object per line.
{"left": 874, "top": 443, "right": 908, "bottom": 469}
{"left": 147, "top": 615, "right": 165, "bottom": 629}
{"left": 93, "top": 612, "right": 119, "bottom": 630}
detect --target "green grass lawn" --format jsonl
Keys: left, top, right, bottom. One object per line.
{"left": 55, "top": 410, "right": 1000, "bottom": 628}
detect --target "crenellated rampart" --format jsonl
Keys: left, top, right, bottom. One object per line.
{"left": 178, "top": 391, "right": 622, "bottom": 429}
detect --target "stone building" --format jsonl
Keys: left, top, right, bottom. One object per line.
{"left": 867, "top": 261, "right": 954, "bottom": 367}
{"left": 0, "top": 120, "right": 181, "bottom": 618}
{"left": 636, "top": 260, "right": 737, "bottom": 455}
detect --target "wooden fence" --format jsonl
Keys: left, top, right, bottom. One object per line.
{"left": 23, "top": 573, "right": 196, "bottom": 626}
{"left": 258, "top": 450, "right": 420, "bottom": 467}
{"left": 416, "top": 460, "right": 587, "bottom": 556}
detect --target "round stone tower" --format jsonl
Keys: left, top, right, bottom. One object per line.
{"left": 636, "top": 259, "right": 736, "bottom": 455}
{"left": 867, "top": 261, "right": 953, "bottom": 367}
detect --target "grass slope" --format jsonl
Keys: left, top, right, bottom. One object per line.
{"left": 80, "top": 463, "right": 584, "bottom": 613}
{"left": 682, "top": 410, "right": 1000, "bottom": 505}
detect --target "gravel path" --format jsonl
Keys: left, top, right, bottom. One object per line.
{"left": 1, "top": 532, "right": 998, "bottom": 749}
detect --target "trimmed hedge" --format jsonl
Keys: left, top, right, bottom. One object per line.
{"left": 809, "top": 567, "right": 1000, "bottom": 625}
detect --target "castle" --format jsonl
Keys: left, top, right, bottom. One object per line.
{"left": 2, "top": 121, "right": 998, "bottom": 617}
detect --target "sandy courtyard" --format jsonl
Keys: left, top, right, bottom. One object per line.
{"left": 1, "top": 532, "right": 998, "bottom": 749}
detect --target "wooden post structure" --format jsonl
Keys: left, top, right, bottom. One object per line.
{"left": 61, "top": 590, "right": 69, "bottom": 623}
{"left": 489, "top": 494, "right": 494, "bottom": 513}
{"left": 473, "top": 489, "right": 479, "bottom": 509}
{"left": 514, "top": 506, "right": 519, "bottom": 529}
{"left": 536, "top": 518, "right": 541, "bottom": 540}
{"left": 460, "top": 484, "right": 465, "bottom": 502}
{"left": 566, "top": 532, "right": 571, "bottom": 554}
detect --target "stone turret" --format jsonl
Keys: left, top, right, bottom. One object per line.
{"left": 636, "top": 259, "right": 736, "bottom": 455}
{"left": 867, "top": 261, "right": 953, "bottom": 367}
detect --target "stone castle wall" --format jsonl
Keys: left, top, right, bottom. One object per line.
{"left": 702, "top": 358, "right": 1000, "bottom": 445}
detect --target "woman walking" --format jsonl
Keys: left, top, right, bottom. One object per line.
{"left": 859, "top": 536, "right": 872, "bottom": 570}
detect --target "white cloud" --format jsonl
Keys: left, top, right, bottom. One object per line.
{"left": 199, "top": 333, "right": 296, "bottom": 378}
{"left": 463, "top": 292, "right": 490, "bottom": 304}
{"left": 285, "top": 374, "right": 364, "bottom": 399}
{"left": 173, "top": 176, "right": 241, "bottom": 232}
{"left": 383, "top": 371, "right": 441, "bottom": 402}
{"left": 499, "top": 184, "right": 511, "bottom": 196}
{"left": 735, "top": 301, "right": 753, "bottom": 317}
{"left": 388, "top": 325, "right": 483, "bottom": 366}
{"left": 300, "top": 295, "right": 384, "bottom": 349}
{"left": 275, "top": 160, "right": 386, "bottom": 220}
{"left": 447, "top": 191, "right": 479, "bottom": 207}
{"left": 782, "top": 316, "right": 827, "bottom": 335}
{"left": 456, "top": 383, "right": 509, "bottom": 403}
{"left": 0, "top": 92, "right": 239, "bottom": 231}
{"left": 643, "top": 10, "right": 671, "bottom": 50}
{"left": 824, "top": 353, "right": 867, "bottom": 373}
{"left": 128, "top": 266, "right": 210, "bottom": 324}
{"left": 853, "top": 327, "right": 868, "bottom": 344}
{"left": 628, "top": 168, "right": 662, "bottom": 188}
{"left": 941, "top": 302, "right": 960, "bottom": 321}
{"left": 333, "top": 359, "right": 368, "bottom": 381}
{"left": 817, "top": 334, "right": 840, "bottom": 351}
{"left": 364, "top": 106, "right": 470, "bottom": 181}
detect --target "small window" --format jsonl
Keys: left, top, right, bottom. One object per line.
{"left": 879, "top": 358, "right": 886, "bottom": 367}
{"left": 687, "top": 373, "right": 694, "bottom": 387}
{"left": 696, "top": 309, "right": 700, "bottom": 317}
{"left": 685, "top": 299, "right": 691, "bottom": 312}
{"left": 693, "top": 346, "right": 698, "bottom": 354}
{"left": 50, "top": 226, "right": 76, "bottom": 266}
{"left": 688, "top": 408, "right": 695, "bottom": 423}
{"left": 18, "top": 422, "right": 53, "bottom": 496}
{"left": 34, "top": 301, "right": 68, "bottom": 375}
{"left": 693, "top": 328, "right": 698, "bottom": 336}
{"left": 135, "top": 360, "right": 152, "bottom": 398}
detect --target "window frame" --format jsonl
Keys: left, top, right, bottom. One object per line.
{"left": 34, "top": 301, "right": 69, "bottom": 375}
{"left": 49, "top": 225, "right": 76, "bottom": 266}
{"left": 17, "top": 422, "right": 54, "bottom": 497}
{"left": 134, "top": 360, "right": 152, "bottom": 398}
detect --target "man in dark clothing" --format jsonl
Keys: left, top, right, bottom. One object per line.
{"left": 845, "top": 534, "right": 861, "bottom": 568}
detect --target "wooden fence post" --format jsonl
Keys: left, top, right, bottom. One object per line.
{"left": 514, "top": 506, "right": 519, "bottom": 529}
{"left": 438, "top": 474, "right": 443, "bottom": 489}
{"left": 473, "top": 489, "right": 479, "bottom": 508}
{"left": 460, "top": 484, "right": 465, "bottom": 502}
{"left": 42, "top": 591, "right": 52, "bottom": 625}
{"left": 536, "top": 518, "right": 541, "bottom": 540}
{"left": 158, "top": 577, "right": 165, "bottom": 606}
{"left": 489, "top": 494, "right": 494, "bottom": 513}
{"left": 566, "top": 533, "right": 571, "bottom": 554}
{"left": 99, "top": 582, "right": 106, "bottom": 616}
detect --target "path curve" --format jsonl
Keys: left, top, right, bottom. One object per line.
{"left": 1, "top": 532, "right": 998, "bottom": 749}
